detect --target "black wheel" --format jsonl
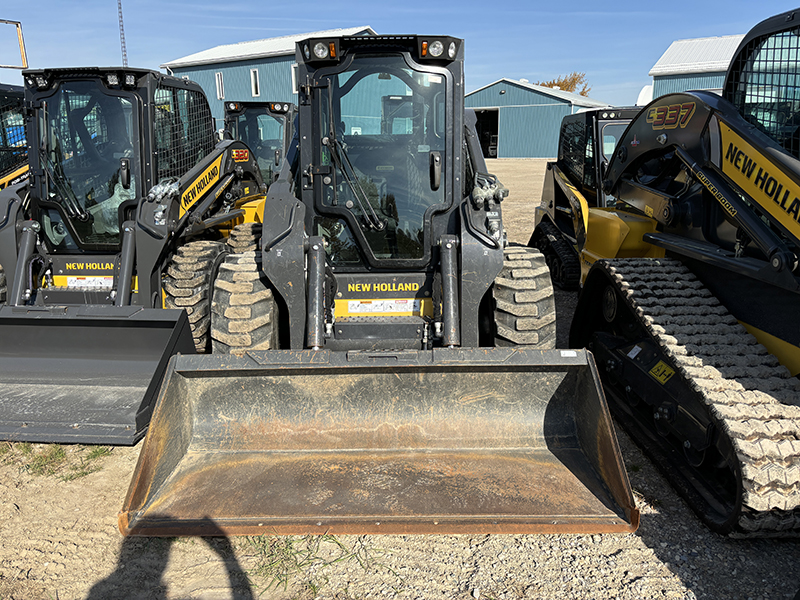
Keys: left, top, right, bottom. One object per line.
{"left": 210, "top": 250, "right": 279, "bottom": 353}
{"left": 163, "top": 240, "right": 228, "bottom": 353}
{"left": 492, "top": 245, "right": 557, "bottom": 348}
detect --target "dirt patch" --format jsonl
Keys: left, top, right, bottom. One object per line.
{"left": 1, "top": 159, "right": 798, "bottom": 600}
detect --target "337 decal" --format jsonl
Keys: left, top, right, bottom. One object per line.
{"left": 646, "top": 102, "right": 696, "bottom": 130}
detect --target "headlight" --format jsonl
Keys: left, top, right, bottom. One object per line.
{"left": 303, "top": 44, "right": 310, "bottom": 60}
{"left": 283, "top": 104, "right": 289, "bottom": 111}
{"left": 429, "top": 40, "right": 444, "bottom": 57}
{"left": 313, "top": 42, "right": 329, "bottom": 59}
{"left": 448, "top": 42, "right": 457, "bottom": 58}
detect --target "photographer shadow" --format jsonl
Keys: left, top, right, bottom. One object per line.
{"left": 85, "top": 518, "right": 254, "bottom": 600}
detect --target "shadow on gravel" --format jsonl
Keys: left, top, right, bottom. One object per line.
{"left": 84, "top": 519, "right": 254, "bottom": 600}
{"left": 619, "top": 429, "right": 800, "bottom": 600}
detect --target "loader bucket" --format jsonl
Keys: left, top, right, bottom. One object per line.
{"left": 0, "top": 305, "right": 195, "bottom": 445}
{"left": 120, "top": 348, "right": 638, "bottom": 536}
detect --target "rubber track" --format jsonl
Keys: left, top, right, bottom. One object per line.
{"left": 493, "top": 245, "right": 557, "bottom": 349}
{"left": 599, "top": 257, "right": 800, "bottom": 536}
{"left": 531, "top": 221, "right": 580, "bottom": 290}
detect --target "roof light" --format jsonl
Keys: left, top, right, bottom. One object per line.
{"left": 106, "top": 73, "right": 119, "bottom": 86}
{"left": 313, "top": 42, "right": 329, "bottom": 59}
{"left": 35, "top": 75, "right": 48, "bottom": 89}
{"left": 429, "top": 40, "right": 444, "bottom": 57}
{"left": 125, "top": 73, "right": 136, "bottom": 86}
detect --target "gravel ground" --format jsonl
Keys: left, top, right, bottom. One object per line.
{"left": 0, "top": 159, "right": 798, "bottom": 600}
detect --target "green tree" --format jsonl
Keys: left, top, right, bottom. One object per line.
{"left": 534, "top": 72, "right": 591, "bottom": 97}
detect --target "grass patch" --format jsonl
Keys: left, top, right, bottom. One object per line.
{"left": 243, "top": 534, "right": 394, "bottom": 596}
{"left": 27, "top": 445, "right": 67, "bottom": 476}
{"left": 2, "top": 443, "right": 113, "bottom": 480}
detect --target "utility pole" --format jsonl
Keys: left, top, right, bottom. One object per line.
{"left": 117, "top": 0, "right": 128, "bottom": 67}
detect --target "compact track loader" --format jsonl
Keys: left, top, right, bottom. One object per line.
{"left": 568, "top": 9, "right": 800, "bottom": 536}
{"left": 530, "top": 106, "right": 657, "bottom": 289}
{"left": 0, "top": 67, "right": 264, "bottom": 444}
{"left": 120, "top": 35, "right": 638, "bottom": 536}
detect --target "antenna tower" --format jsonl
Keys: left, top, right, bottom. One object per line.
{"left": 117, "top": 0, "right": 128, "bottom": 67}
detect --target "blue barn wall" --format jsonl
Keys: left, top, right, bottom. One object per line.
{"left": 169, "top": 55, "right": 298, "bottom": 128}
{"left": 466, "top": 81, "right": 582, "bottom": 158}
{"left": 498, "top": 104, "right": 573, "bottom": 158}
{"left": 653, "top": 72, "right": 726, "bottom": 97}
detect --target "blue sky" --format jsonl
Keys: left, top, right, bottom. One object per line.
{"left": 0, "top": 1, "right": 797, "bottom": 105}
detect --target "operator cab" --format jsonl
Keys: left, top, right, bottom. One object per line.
{"left": 223, "top": 100, "right": 294, "bottom": 184}
{"left": 298, "top": 36, "right": 462, "bottom": 270}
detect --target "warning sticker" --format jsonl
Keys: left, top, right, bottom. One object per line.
{"left": 649, "top": 360, "right": 675, "bottom": 385}
{"left": 347, "top": 299, "right": 421, "bottom": 315}
{"left": 67, "top": 276, "right": 114, "bottom": 289}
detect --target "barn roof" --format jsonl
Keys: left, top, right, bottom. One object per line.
{"left": 162, "top": 26, "right": 376, "bottom": 69}
{"left": 649, "top": 34, "right": 744, "bottom": 77}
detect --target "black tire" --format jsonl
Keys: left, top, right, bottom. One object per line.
{"left": 530, "top": 221, "right": 580, "bottom": 290}
{"left": 210, "top": 251, "right": 278, "bottom": 353}
{"left": 163, "top": 240, "right": 228, "bottom": 353}
{"left": 0, "top": 263, "right": 6, "bottom": 304}
{"left": 492, "top": 245, "right": 557, "bottom": 349}
{"left": 226, "top": 222, "right": 262, "bottom": 253}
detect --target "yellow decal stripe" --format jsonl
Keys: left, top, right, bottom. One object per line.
{"left": 180, "top": 154, "right": 224, "bottom": 216}
{"left": 719, "top": 122, "right": 800, "bottom": 240}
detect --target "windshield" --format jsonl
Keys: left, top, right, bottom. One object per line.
{"left": 236, "top": 109, "right": 285, "bottom": 183}
{"left": 601, "top": 122, "right": 628, "bottom": 161}
{"left": 38, "top": 80, "right": 139, "bottom": 249}
{"left": 600, "top": 121, "right": 630, "bottom": 207}
{"left": 316, "top": 55, "right": 447, "bottom": 264}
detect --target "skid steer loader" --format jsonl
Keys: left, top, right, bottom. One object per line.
{"left": 120, "top": 35, "right": 638, "bottom": 536}
{"left": 0, "top": 20, "right": 30, "bottom": 194}
{"left": 0, "top": 84, "right": 28, "bottom": 193}
{"left": 567, "top": 8, "right": 800, "bottom": 536}
{"left": 0, "top": 67, "right": 264, "bottom": 444}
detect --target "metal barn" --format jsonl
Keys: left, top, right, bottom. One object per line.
{"left": 465, "top": 79, "right": 608, "bottom": 159}
{"left": 161, "top": 26, "right": 376, "bottom": 128}
{"left": 649, "top": 34, "right": 744, "bottom": 97}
